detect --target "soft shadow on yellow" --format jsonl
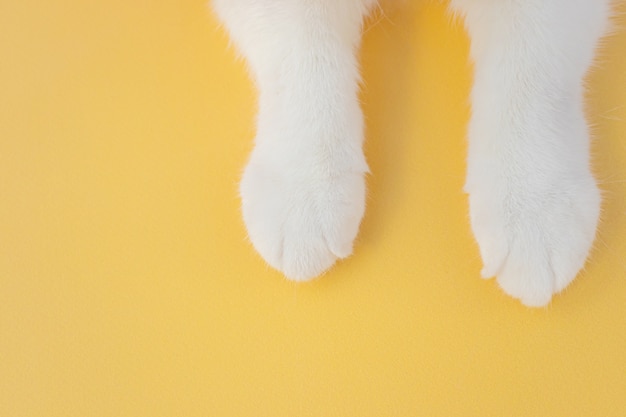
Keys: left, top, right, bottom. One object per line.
{"left": 1, "top": 1, "right": 625, "bottom": 416}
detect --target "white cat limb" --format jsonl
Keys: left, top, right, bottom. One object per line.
{"left": 450, "top": 0, "right": 610, "bottom": 306}
{"left": 212, "top": 0, "right": 375, "bottom": 280}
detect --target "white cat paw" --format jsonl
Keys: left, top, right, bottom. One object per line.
{"left": 239, "top": 145, "right": 367, "bottom": 281}
{"left": 467, "top": 174, "right": 601, "bottom": 307}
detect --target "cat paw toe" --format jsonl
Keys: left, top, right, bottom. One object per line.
{"left": 468, "top": 178, "right": 600, "bottom": 307}
{"left": 239, "top": 153, "right": 366, "bottom": 281}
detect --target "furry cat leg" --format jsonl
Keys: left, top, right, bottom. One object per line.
{"left": 450, "top": 0, "right": 611, "bottom": 306}
{"left": 212, "top": 0, "right": 375, "bottom": 280}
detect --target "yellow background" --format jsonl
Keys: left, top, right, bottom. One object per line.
{"left": 2, "top": 1, "right": 626, "bottom": 416}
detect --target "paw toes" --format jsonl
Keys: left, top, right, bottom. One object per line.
{"left": 480, "top": 247, "right": 508, "bottom": 279}
{"left": 280, "top": 236, "right": 338, "bottom": 282}
{"left": 548, "top": 238, "right": 593, "bottom": 293}
{"left": 496, "top": 258, "right": 555, "bottom": 307}
{"left": 470, "top": 180, "right": 600, "bottom": 306}
{"left": 240, "top": 158, "right": 365, "bottom": 281}
{"left": 479, "top": 239, "right": 508, "bottom": 280}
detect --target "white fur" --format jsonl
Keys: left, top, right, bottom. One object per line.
{"left": 212, "top": 0, "right": 611, "bottom": 306}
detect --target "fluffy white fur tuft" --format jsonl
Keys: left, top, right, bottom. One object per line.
{"left": 212, "top": 0, "right": 611, "bottom": 306}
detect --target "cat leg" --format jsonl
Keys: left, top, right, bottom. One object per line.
{"left": 449, "top": 0, "right": 611, "bottom": 306}
{"left": 212, "top": 0, "right": 375, "bottom": 280}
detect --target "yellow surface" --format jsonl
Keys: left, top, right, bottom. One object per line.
{"left": 2, "top": 1, "right": 626, "bottom": 416}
